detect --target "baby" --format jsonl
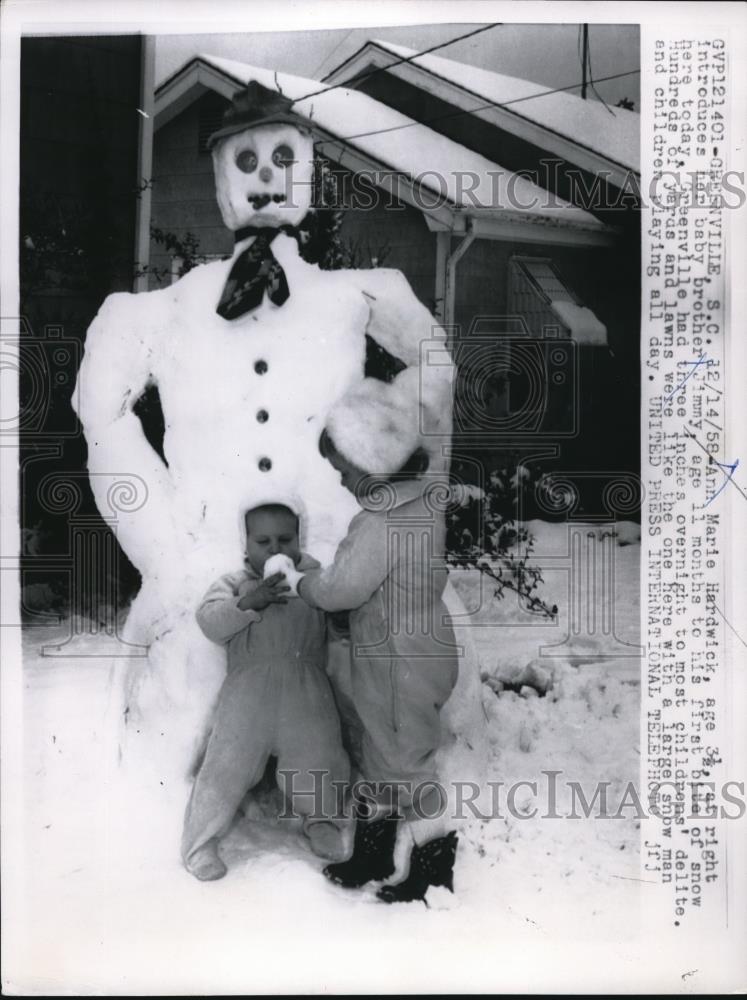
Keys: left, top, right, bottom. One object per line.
{"left": 181, "top": 503, "right": 350, "bottom": 881}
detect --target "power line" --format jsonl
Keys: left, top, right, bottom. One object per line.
{"left": 292, "top": 22, "right": 502, "bottom": 104}
{"left": 585, "top": 29, "right": 616, "bottom": 115}
{"left": 330, "top": 67, "right": 640, "bottom": 144}
{"left": 309, "top": 28, "right": 355, "bottom": 81}
{"left": 580, "top": 24, "right": 588, "bottom": 99}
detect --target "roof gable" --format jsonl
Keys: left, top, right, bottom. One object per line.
{"left": 153, "top": 54, "right": 614, "bottom": 243}
{"left": 324, "top": 39, "right": 640, "bottom": 182}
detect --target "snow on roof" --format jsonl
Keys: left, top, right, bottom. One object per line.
{"left": 367, "top": 40, "right": 640, "bottom": 174}
{"left": 186, "top": 54, "right": 605, "bottom": 230}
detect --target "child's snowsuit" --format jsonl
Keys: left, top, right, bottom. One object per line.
{"left": 299, "top": 482, "right": 459, "bottom": 819}
{"left": 181, "top": 554, "right": 349, "bottom": 868}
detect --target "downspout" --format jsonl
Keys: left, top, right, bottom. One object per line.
{"left": 444, "top": 217, "right": 475, "bottom": 330}
{"left": 133, "top": 35, "right": 155, "bottom": 292}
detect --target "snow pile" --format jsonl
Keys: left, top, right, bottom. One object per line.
{"left": 447, "top": 519, "right": 641, "bottom": 934}
{"left": 11, "top": 519, "right": 641, "bottom": 993}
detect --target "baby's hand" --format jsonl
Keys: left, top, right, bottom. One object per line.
{"left": 263, "top": 553, "right": 304, "bottom": 598}
{"left": 237, "top": 573, "right": 290, "bottom": 610}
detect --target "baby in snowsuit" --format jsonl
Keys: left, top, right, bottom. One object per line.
{"left": 181, "top": 503, "right": 350, "bottom": 881}
{"left": 288, "top": 429, "right": 460, "bottom": 904}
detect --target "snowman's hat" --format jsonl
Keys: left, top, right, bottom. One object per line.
{"left": 207, "top": 80, "right": 315, "bottom": 150}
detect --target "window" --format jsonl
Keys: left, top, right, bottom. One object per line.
{"left": 518, "top": 258, "right": 576, "bottom": 304}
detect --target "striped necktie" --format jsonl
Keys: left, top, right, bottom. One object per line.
{"left": 216, "top": 227, "right": 294, "bottom": 321}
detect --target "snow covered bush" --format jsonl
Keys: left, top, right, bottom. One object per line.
{"left": 447, "top": 460, "right": 558, "bottom": 621}
{"left": 144, "top": 227, "right": 209, "bottom": 285}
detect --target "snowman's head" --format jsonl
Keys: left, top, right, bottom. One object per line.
{"left": 212, "top": 120, "right": 315, "bottom": 232}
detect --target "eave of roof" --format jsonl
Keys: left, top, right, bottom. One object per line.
{"left": 154, "top": 54, "right": 616, "bottom": 241}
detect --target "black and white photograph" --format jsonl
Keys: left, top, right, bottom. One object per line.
{"left": 1, "top": 1, "right": 745, "bottom": 994}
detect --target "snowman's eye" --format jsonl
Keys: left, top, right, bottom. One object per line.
{"left": 272, "top": 144, "right": 295, "bottom": 168}
{"left": 236, "top": 149, "right": 258, "bottom": 173}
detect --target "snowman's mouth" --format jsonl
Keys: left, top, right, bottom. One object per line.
{"left": 247, "top": 193, "right": 287, "bottom": 210}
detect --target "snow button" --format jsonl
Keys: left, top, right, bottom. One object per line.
{"left": 254, "top": 360, "right": 268, "bottom": 375}
{"left": 256, "top": 409, "right": 269, "bottom": 423}
{"left": 258, "top": 457, "right": 272, "bottom": 471}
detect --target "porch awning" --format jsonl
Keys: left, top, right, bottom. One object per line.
{"left": 550, "top": 300, "right": 607, "bottom": 345}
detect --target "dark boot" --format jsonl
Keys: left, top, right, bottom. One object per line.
{"left": 323, "top": 814, "right": 399, "bottom": 889}
{"left": 377, "top": 831, "right": 458, "bottom": 904}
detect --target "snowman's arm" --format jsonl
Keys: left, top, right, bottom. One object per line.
{"left": 353, "top": 267, "right": 451, "bottom": 366}
{"left": 196, "top": 571, "right": 262, "bottom": 644}
{"left": 299, "top": 512, "right": 389, "bottom": 613}
{"left": 354, "top": 268, "right": 455, "bottom": 446}
{"left": 73, "top": 292, "right": 177, "bottom": 575}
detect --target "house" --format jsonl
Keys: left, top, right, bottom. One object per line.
{"left": 151, "top": 49, "right": 642, "bottom": 506}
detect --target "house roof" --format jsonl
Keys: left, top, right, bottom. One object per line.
{"left": 154, "top": 54, "right": 614, "bottom": 243}
{"left": 324, "top": 39, "right": 640, "bottom": 180}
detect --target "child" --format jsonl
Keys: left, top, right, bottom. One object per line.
{"left": 287, "top": 431, "right": 460, "bottom": 903}
{"left": 181, "top": 503, "right": 350, "bottom": 881}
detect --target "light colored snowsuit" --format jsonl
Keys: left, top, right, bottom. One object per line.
{"left": 299, "top": 481, "right": 459, "bottom": 820}
{"left": 182, "top": 554, "right": 350, "bottom": 867}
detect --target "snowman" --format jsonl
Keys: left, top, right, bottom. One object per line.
{"left": 73, "top": 80, "right": 484, "bottom": 810}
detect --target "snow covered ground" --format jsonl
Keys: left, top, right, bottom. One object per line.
{"left": 10, "top": 520, "right": 642, "bottom": 994}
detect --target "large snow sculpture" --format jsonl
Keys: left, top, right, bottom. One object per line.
{"left": 73, "top": 81, "right": 483, "bottom": 795}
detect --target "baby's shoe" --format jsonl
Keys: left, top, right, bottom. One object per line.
{"left": 306, "top": 821, "right": 348, "bottom": 862}
{"left": 184, "top": 842, "right": 228, "bottom": 881}
{"left": 377, "top": 831, "right": 458, "bottom": 904}
{"left": 323, "top": 814, "right": 399, "bottom": 888}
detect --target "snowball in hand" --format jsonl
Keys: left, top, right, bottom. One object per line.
{"left": 263, "top": 553, "right": 300, "bottom": 596}
{"left": 263, "top": 553, "right": 295, "bottom": 578}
